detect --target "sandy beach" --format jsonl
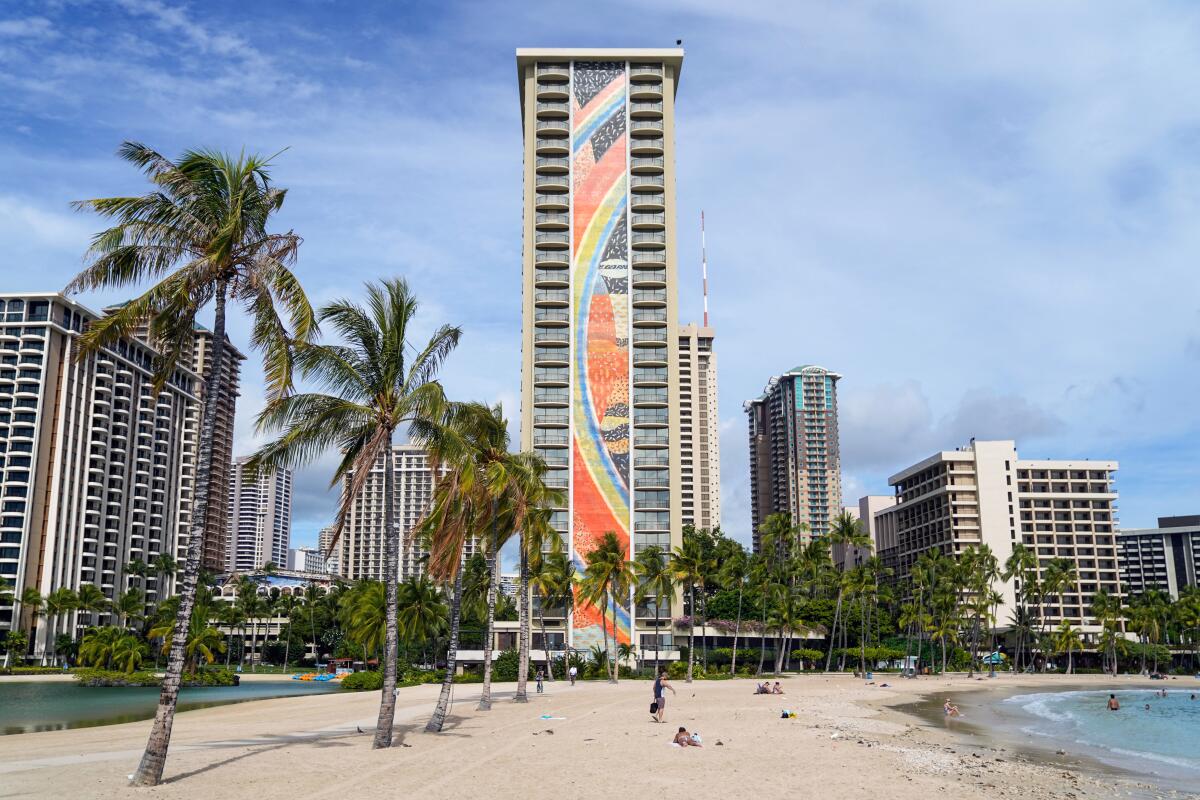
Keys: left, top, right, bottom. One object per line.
{"left": 0, "top": 673, "right": 1193, "bottom": 799}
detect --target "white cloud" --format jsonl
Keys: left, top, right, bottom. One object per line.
{"left": 0, "top": 17, "right": 56, "bottom": 39}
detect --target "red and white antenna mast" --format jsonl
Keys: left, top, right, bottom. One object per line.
{"left": 701, "top": 210, "right": 709, "bottom": 326}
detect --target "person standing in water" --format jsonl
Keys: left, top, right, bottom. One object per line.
{"left": 1107, "top": 694, "right": 1120, "bottom": 711}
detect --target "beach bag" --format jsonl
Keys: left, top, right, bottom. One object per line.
{"left": 650, "top": 701, "right": 659, "bottom": 713}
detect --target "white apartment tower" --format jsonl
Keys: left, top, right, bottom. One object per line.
{"left": 337, "top": 444, "right": 454, "bottom": 581}
{"left": 871, "top": 440, "right": 1121, "bottom": 637}
{"left": 0, "top": 293, "right": 199, "bottom": 654}
{"left": 677, "top": 323, "right": 720, "bottom": 530}
{"left": 227, "top": 456, "right": 292, "bottom": 572}
{"left": 517, "top": 48, "right": 686, "bottom": 655}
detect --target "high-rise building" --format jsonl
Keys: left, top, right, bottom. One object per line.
{"left": 677, "top": 323, "right": 720, "bottom": 531}
{"left": 337, "top": 444, "right": 453, "bottom": 581}
{"left": 745, "top": 365, "right": 843, "bottom": 550}
{"left": 834, "top": 496, "right": 897, "bottom": 570}
{"left": 318, "top": 524, "right": 340, "bottom": 576}
{"left": 1118, "top": 515, "right": 1200, "bottom": 599}
{"left": 0, "top": 293, "right": 198, "bottom": 651}
{"left": 517, "top": 48, "right": 685, "bottom": 655}
{"left": 287, "top": 546, "right": 326, "bottom": 574}
{"left": 869, "top": 440, "right": 1121, "bottom": 636}
{"left": 188, "top": 326, "right": 243, "bottom": 573}
{"left": 227, "top": 456, "right": 292, "bottom": 572}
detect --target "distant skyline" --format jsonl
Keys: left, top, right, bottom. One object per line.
{"left": 2, "top": 0, "right": 1198, "bottom": 549}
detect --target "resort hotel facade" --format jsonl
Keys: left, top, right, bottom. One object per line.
{"left": 0, "top": 292, "right": 239, "bottom": 656}
{"left": 517, "top": 48, "right": 689, "bottom": 657}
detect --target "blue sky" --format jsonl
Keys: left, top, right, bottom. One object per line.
{"left": 2, "top": 0, "right": 1199, "bottom": 550}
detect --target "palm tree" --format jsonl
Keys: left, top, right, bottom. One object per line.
{"left": 824, "top": 511, "right": 870, "bottom": 672}
{"left": 515, "top": 502, "right": 563, "bottom": 702}
{"left": 633, "top": 545, "right": 675, "bottom": 678}
{"left": 670, "top": 536, "right": 707, "bottom": 682}
{"left": 76, "top": 584, "right": 111, "bottom": 629}
{"left": 70, "top": 143, "right": 314, "bottom": 787}
{"left": 528, "top": 549, "right": 570, "bottom": 680}
{"left": 111, "top": 632, "right": 150, "bottom": 673}
{"left": 235, "top": 582, "right": 266, "bottom": 671}
{"left": 397, "top": 575, "right": 447, "bottom": 665}
{"left": 19, "top": 588, "right": 43, "bottom": 663}
{"left": 582, "top": 531, "right": 634, "bottom": 683}
{"left": 275, "top": 594, "right": 299, "bottom": 669}
{"left": 79, "top": 626, "right": 122, "bottom": 669}
{"left": 43, "top": 588, "right": 77, "bottom": 665}
{"left": 715, "top": 541, "right": 749, "bottom": 675}
{"left": 1090, "top": 588, "right": 1121, "bottom": 676}
{"left": 216, "top": 602, "right": 244, "bottom": 668}
{"left": 249, "top": 277, "right": 458, "bottom": 748}
{"left": 340, "top": 581, "right": 387, "bottom": 660}
{"left": 125, "top": 559, "right": 149, "bottom": 589}
{"left": 114, "top": 588, "right": 146, "bottom": 630}
{"left": 1003, "top": 543, "right": 1038, "bottom": 672}
{"left": 1054, "top": 621, "right": 1082, "bottom": 674}
{"left": 149, "top": 553, "right": 178, "bottom": 598}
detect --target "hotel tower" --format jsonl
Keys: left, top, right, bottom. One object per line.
{"left": 517, "top": 48, "right": 685, "bottom": 655}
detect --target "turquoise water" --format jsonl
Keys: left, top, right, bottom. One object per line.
{"left": 1004, "top": 688, "right": 1200, "bottom": 785}
{"left": 0, "top": 679, "right": 341, "bottom": 735}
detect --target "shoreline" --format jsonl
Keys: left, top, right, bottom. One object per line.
{"left": 1, "top": 673, "right": 1195, "bottom": 799}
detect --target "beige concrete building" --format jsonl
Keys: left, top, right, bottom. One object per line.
{"left": 337, "top": 444, "right": 458, "bottom": 582}
{"left": 834, "top": 495, "right": 896, "bottom": 570}
{"left": 869, "top": 440, "right": 1121, "bottom": 637}
{"left": 318, "top": 524, "right": 340, "bottom": 576}
{"left": 517, "top": 48, "right": 685, "bottom": 655}
{"left": 227, "top": 456, "right": 292, "bottom": 573}
{"left": 745, "top": 365, "right": 843, "bottom": 550}
{"left": 0, "top": 293, "right": 199, "bottom": 655}
{"left": 677, "top": 323, "right": 719, "bottom": 531}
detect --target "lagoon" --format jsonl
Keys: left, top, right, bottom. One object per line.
{"left": 0, "top": 678, "right": 341, "bottom": 735}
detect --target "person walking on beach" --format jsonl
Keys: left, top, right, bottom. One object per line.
{"left": 569, "top": 664, "right": 577, "bottom": 686}
{"left": 1107, "top": 694, "right": 1120, "bottom": 711}
{"left": 536, "top": 669, "right": 545, "bottom": 694}
{"left": 653, "top": 669, "right": 676, "bottom": 723}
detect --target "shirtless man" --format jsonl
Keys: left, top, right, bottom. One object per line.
{"left": 1107, "top": 694, "right": 1120, "bottom": 711}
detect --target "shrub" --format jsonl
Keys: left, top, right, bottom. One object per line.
{"left": 667, "top": 660, "right": 689, "bottom": 679}
{"left": 491, "top": 649, "right": 529, "bottom": 682}
{"left": 73, "top": 668, "right": 160, "bottom": 687}
{"left": 453, "top": 671, "right": 483, "bottom": 684}
{"left": 790, "top": 649, "right": 825, "bottom": 667}
{"left": 707, "top": 648, "right": 759, "bottom": 666}
{"left": 340, "top": 670, "right": 383, "bottom": 692}
{"left": 0, "top": 666, "right": 73, "bottom": 676}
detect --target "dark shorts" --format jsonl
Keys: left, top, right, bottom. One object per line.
{"left": 655, "top": 694, "right": 666, "bottom": 708}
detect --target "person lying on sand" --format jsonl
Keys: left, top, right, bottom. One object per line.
{"left": 754, "top": 682, "right": 769, "bottom": 694}
{"left": 943, "top": 699, "right": 960, "bottom": 716}
{"left": 771, "top": 682, "right": 784, "bottom": 694}
{"left": 673, "top": 727, "right": 702, "bottom": 747}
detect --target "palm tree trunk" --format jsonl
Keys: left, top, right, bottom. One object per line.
{"left": 685, "top": 583, "right": 695, "bottom": 683}
{"left": 757, "top": 601, "right": 767, "bottom": 676}
{"left": 538, "top": 609, "right": 553, "bottom": 681}
{"left": 599, "top": 586, "right": 611, "bottom": 683}
{"left": 730, "top": 582, "right": 743, "bottom": 676}
{"left": 426, "top": 560, "right": 465, "bottom": 733}
{"left": 652, "top": 595, "right": 661, "bottom": 678}
{"left": 515, "top": 541, "right": 532, "bottom": 701}
{"left": 699, "top": 588, "right": 708, "bottom": 672}
{"left": 373, "top": 443, "right": 400, "bottom": 748}
{"left": 130, "top": 281, "right": 229, "bottom": 787}
{"left": 477, "top": 525, "right": 498, "bottom": 711}
{"left": 859, "top": 597, "right": 867, "bottom": 676}
{"left": 824, "top": 587, "right": 844, "bottom": 672}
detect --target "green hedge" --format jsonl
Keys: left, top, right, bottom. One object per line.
{"left": 0, "top": 666, "right": 73, "bottom": 676}
{"left": 340, "top": 670, "right": 384, "bottom": 691}
{"left": 73, "top": 668, "right": 237, "bottom": 687}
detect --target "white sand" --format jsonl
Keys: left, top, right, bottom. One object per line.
{"left": 0, "top": 673, "right": 1173, "bottom": 799}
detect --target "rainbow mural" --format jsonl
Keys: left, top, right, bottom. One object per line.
{"left": 570, "top": 62, "right": 631, "bottom": 648}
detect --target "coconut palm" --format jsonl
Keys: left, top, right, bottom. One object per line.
{"left": 76, "top": 583, "right": 111, "bottom": 629}
{"left": 43, "top": 588, "right": 77, "bottom": 665}
{"left": 248, "top": 278, "right": 459, "bottom": 748}
{"left": 113, "top": 588, "right": 146, "bottom": 631}
{"left": 79, "top": 626, "right": 122, "bottom": 668}
{"left": 633, "top": 545, "right": 675, "bottom": 678}
{"left": 1089, "top": 588, "right": 1121, "bottom": 676}
{"left": 583, "top": 531, "right": 634, "bottom": 684}
{"left": 670, "top": 536, "right": 708, "bottom": 683}
{"left": 823, "top": 511, "right": 871, "bottom": 672}
{"left": 397, "top": 575, "right": 447, "bottom": 665}
{"left": 1003, "top": 543, "right": 1038, "bottom": 671}
{"left": 339, "top": 581, "right": 387, "bottom": 660}
{"left": 69, "top": 143, "right": 315, "bottom": 786}
{"left": 528, "top": 548, "right": 570, "bottom": 680}
{"left": 1054, "top": 621, "right": 1082, "bottom": 674}
{"left": 515, "top": 503, "right": 564, "bottom": 702}
{"left": 275, "top": 594, "right": 299, "bottom": 669}
{"left": 19, "top": 587, "right": 43, "bottom": 662}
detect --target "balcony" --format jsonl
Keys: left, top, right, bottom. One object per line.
{"left": 536, "top": 102, "right": 569, "bottom": 119}
{"left": 533, "top": 330, "right": 568, "bottom": 346}
{"left": 534, "top": 270, "right": 568, "bottom": 289}
{"left": 535, "top": 138, "right": 569, "bottom": 157}
{"left": 533, "top": 346, "right": 569, "bottom": 367}
{"left": 630, "top": 214, "right": 665, "bottom": 231}
{"left": 534, "top": 251, "right": 569, "bottom": 267}
{"left": 632, "top": 269, "right": 666, "bottom": 288}
{"left": 632, "top": 290, "right": 667, "bottom": 307}
{"left": 533, "top": 413, "right": 569, "bottom": 427}
{"left": 629, "top": 101, "right": 663, "bottom": 118}
{"left": 634, "top": 368, "right": 668, "bottom": 387}
{"left": 629, "top": 64, "right": 663, "bottom": 80}
{"left": 535, "top": 193, "right": 569, "bottom": 212}
{"left": 632, "top": 330, "right": 668, "bottom": 346}
{"left": 535, "top": 232, "right": 570, "bottom": 249}
{"left": 634, "top": 472, "right": 669, "bottom": 489}
{"left": 536, "top": 119, "right": 569, "bottom": 137}
{"left": 629, "top": 82, "right": 663, "bottom": 101}
{"left": 633, "top": 309, "right": 666, "bottom": 325}
{"left": 534, "top": 290, "right": 568, "bottom": 307}
{"left": 632, "top": 349, "right": 667, "bottom": 367}
{"left": 633, "top": 390, "right": 668, "bottom": 407}
{"left": 629, "top": 137, "right": 664, "bottom": 157}
{"left": 629, "top": 119, "right": 664, "bottom": 137}
{"left": 536, "top": 64, "right": 569, "bottom": 81}
{"left": 535, "top": 368, "right": 568, "bottom": 387}
{"left": 631, "top": 251, "right": 665, "bottom": 268}
{"left": 631, "top": 156, "right": 665, "bottom": 174}
{"left": 535, "top": 156, "right": 569, "bottom": 174}
{"left": 535, "top": 174, "right": 569, "bottom": 192}
{"left": 533, "top": 391, "right": 568, "bottom": 407}
{"left": 534, "top": 309, "right": 569, "bottom": 326}
{"left": 630, "top": 175, "right": 665, "bottom": 192}
{"left": 631, "top": 193, "right": 665, "bottom": 213}
{"left": 536, "top": 82, "right": 569, "bottom": 102}
{"left": 536, "top": 213, "right": 569, "bottom": 231}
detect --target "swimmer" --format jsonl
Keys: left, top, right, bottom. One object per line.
{"left": 1107, "top": 694, "right": 1120, "bottom": 711}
